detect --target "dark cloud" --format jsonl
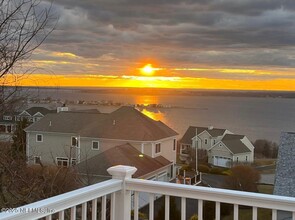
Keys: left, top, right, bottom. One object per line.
{"left": 38, "top": 0, "right": 295, "bottom": 78}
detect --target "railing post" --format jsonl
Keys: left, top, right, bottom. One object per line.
{"left": 107, "top": 165, "right": 137, "bottom": 220}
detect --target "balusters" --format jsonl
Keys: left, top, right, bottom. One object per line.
{"left": 165, "top": 195, "right": 170, "bottom": 220}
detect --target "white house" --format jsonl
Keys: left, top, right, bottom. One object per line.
{"left": 179, "top": 126, "right": 254, "bottom": 167}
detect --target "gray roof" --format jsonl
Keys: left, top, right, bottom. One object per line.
{"left": 274, "top": 132, "right": 295, "bottom": 197}
{"left": 77, "top": 143, "right": 171, "bottom": 178}
{"left": 221, "top": 134, "right": 250, "bottom": 154}
{"left": 25, "top": 107, "right": 53, "bottom": 116}
{"left": 25, "top": 106, "right": 178, "bottom": 141}
{"left": 179, "top": 126, "right": 226, "bottom": 145}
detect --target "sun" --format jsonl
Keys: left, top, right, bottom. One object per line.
{"left": 141, "top": 64, "right": 155, "bottom": 76}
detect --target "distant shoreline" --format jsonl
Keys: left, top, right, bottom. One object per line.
{"left": 8, "top": 86, "right": 295, "bottom": 99}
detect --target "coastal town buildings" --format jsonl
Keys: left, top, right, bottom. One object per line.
{"left": 0, "top": 107, "right": 53, "bottom": 141}
{"left": 179, "top": 126, "right": 254, "bottom": 167}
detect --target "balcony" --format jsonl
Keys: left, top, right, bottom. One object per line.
{"left": 0, "top": 165, "right": 294, "bottom": 220}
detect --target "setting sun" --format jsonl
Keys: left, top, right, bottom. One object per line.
{"left": 141, "top": 64, "right": 155, "bottom": 76}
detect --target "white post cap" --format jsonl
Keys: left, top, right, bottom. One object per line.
{"left": 107, "top": 165, "right": 137, "bottom": 180}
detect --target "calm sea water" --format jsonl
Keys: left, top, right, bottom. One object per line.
{"left": 27, "top": 88, "right": 295, "bottom": 143}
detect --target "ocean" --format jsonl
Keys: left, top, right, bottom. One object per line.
{"left": 24, "top": 87, "right": 295, "bottom": 143}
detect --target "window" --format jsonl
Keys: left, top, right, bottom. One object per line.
{"left": 3, "top": 116, "right": 12, "bottom": 120}
{"left": 246, "top": 156, "right": 248, "bottom": 161}
{"left": 204, "top": 139, "right": 208, "bottom": 144}
{"left": 92, "top": 141, "right": 99, "bottom": 150}
{"left": 36, "top": 134, "right": 43, "bottom": 142}
{"left": 34, "top": 156, "right": 41, "bottom": 164}
{"left": 236, "top": 157, "right": 239, "bottom": 162}
{"left": 155, "top": 143, "right": 161, "bottom": 154}
{"left": 71, "top": 136, "right": 78, "bottom": 147}
{"left": 56, "top": 157, "right": 69, "bottom": 167}
{"left": 71, "top": 158, "right": 77, "bottom": 166}
{"left": 173, "top": 139, "right": 176, "bottom": 151}
{"left": 213, "top": 139, "right": 216, "bottom": 145}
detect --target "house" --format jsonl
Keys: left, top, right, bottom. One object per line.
{"left": 25, "top": 106, "right": 178, "bottom": 178}
{"left": 0, "top": 107, "right": 53, "bottom": 141}
{"left": 179, "top": 126, "right": 254, "bottom": 167}
{"left": 77, "top": 143, "right": 173, "bottom": 183}
{"left": 16, "top": 106, "right": 54, "bottom": 123}
{"left": 274, "top": 131, "right": 295, "bottom": 220}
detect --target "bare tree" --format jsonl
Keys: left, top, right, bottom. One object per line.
{"left": 0, "top": 0, "right": 56, "bottom": 112}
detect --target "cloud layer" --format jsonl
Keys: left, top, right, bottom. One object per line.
{"left": 31, "top": 0, "right": 295, "bottom": 82}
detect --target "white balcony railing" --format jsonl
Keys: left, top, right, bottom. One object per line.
{"left": 0, "top": 165, "right": 295, "bottom": 220}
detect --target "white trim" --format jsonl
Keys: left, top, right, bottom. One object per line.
{"left": 36, "top": 134, "right": 43, "bottom": 142}
{"left": 92, "top": 141, "right": 100, "bottom": 150}
{"left": 24, "top": 131, "right": 178, "bottom": 143}
{"left": 173, "top": 139, "right": 176, "bottom": 151}
{"left": 56, "top": 157, "right": 69, "bottom": 167}
{"left": 208, "top": 141, "right": 234, "bottom": 154}
{"left": 155, "top": 143, "right": 161, "bottom": 154}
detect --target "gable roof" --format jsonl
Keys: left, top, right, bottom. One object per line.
{"left": 77, "top": 143, "right": 171, "bottom": 178}
{"left": 25, "top": 106, "right": 178, "bottom": 141}
{"left": 274, "top": 132, "right": 295, "bottom": 197}
{"left": 179, "top": 126, "right": 226, "bottom": 145}
{"left": 220, "top": 134, "right": 250, "bottom": 154}
{"left": 24, "top": 107, "right": 53, "bottom": 116}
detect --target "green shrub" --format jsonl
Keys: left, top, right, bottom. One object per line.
{"left": 209, "top": 167, "right": 224, "bottom": 175}
{"left": 198, "top": 164, "right": 210, "bottom": 173}
{"left": 190, "top": 214, "right": 198, "bottom": 220}
{"left": 180, "top": 164, "right": 191, "bottom": 171}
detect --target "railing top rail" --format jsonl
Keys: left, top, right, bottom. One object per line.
{"left": 126, "top": 179, "right": 295, "bottom": 212}
{"left": 0, "top": 179, "right": 122, "bottom": 220}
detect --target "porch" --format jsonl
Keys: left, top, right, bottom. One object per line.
{"left": 0, "top": 165, "right": 294, "bottom": 220}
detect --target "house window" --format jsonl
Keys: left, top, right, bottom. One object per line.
{"left": 56, "top": 157, "right": 69, "bottom": 167}
{"left": 36, "top": 134, "right": 43, "bottom": 142}
{"left": 236, "top": 157, "right": 239, "bottom": 162}
{"left": 173, "top": 139, "right": 176, "bottom": 151}
{"left": 213, "top": 139, "right": 216, "bottom": 145}
{"left": 71, "top": 136, "right": 78, "bottom": 147}
{"left": 204, "top": 139, "right": 208, "bottom": 144}
{"left": 155, "top": 143, "right": 161, "bottom": 154}
{"left": 34, "top": 156, "right": 41, "bottom": 164}
{"left": 246, "top": 156, "right": 248, "bottom": 161}
{"left": 92, "top": 141, "right": 99, "bottom": 150}
{"left": 3, "top": 116, "right": 12, "bottom": 120}
{"left": 71, "top": 158, "right": 77, "bottom": 166}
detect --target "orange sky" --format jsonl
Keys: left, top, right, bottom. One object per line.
{"left": 4, "top": 71, "right": 295, "bottom": 91}
{"left": 2, "top": 53, "right": 295, "bottom": 91}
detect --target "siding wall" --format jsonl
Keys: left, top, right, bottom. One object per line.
{"left": 27, "top": 131, "right": 177, "bottom": 165}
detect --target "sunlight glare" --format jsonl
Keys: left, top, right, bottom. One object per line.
{"left": 141, "top": 64, "right": 155, "bottom": 76}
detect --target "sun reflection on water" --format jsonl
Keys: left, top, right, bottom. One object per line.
{"left": 140, "top": 108, "right": 165, "bottom": 122}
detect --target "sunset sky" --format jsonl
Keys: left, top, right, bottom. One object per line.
{"left": 6, "top": 0, "right": 295, "bottom": 90}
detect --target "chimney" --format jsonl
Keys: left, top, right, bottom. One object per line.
{"left": 49, "top": 121, "right": 52, "bottom": 126}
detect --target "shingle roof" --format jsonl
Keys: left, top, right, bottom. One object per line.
{"left": 25, "top": 107, "right": 53, "bottom": 116}
{"left": 274, "top": 132, "right": 295, "bottom": 197}
{"left": 25, "top": 106, "right": 178, "bottom": 141}
{"left": 221, "top": 134, "right": 250, "bottom": 154}
{"left": 179, "top": 126, "right": 226, "bottom": 145}
{"left": 77, "top": 143, "right": 171, "bottom": 178}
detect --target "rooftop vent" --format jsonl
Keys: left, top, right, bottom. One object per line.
{"left": 208, "top": 126, "right": 214, "bottom": 130}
